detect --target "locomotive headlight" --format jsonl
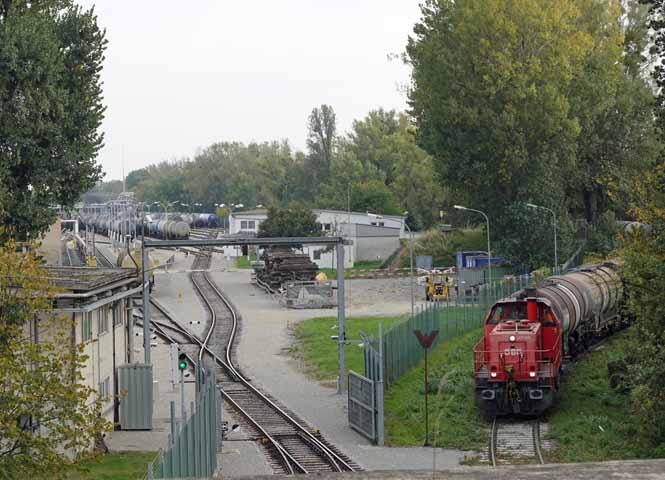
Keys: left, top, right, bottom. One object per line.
{"left": 490, "top": 372, "right": 497, "bottom": 378}
{"left": 509, "top": 335, "right": 516, "bottom": 342}
{"left": 529, "top": 371, "right": 537, "bottom": 378}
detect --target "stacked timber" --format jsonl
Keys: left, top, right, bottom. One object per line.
{"left": 255, "top": 247, "right": 318, "bottom": 289}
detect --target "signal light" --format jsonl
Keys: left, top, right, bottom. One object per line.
{"left": 178, "top": 353, "right": 188, "bottom": 371}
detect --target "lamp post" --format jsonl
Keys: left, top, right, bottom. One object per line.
{"left": 526, "top": 203, "right": 558, "bottom": 273}
{"left": 454, "top": 205, "right": 492, "bottom": 285}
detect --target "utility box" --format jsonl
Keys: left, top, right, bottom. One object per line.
{"left": 117, "top": 363, "right": 153, "bottom": 430}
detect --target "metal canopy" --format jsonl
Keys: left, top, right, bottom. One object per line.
{"left": 142, "top": 236, "right": 347, "bottom": 248}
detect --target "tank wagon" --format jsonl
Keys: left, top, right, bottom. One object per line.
{"left": 473, "top": 261, "right": 624, "bottom": 416}
{"left": 191, "top": 213, "right": 218, "bottom": 228}
{"left": 79, "top": 213, "right": 190, "bottom": 240}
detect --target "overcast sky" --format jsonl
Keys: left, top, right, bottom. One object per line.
{"left": 76, "top": 0, "right": 422, "bottom": 181}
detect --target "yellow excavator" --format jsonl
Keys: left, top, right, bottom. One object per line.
{"left": 425, "top": 272, "right": 449, "bottom": 301}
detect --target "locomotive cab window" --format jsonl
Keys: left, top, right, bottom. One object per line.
{"left": 487, "top": 303, "right": 527, "bottom": 324}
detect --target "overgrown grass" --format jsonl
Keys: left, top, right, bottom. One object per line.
{"left": 65, "top": 452, "right": 156, "bottom": 480}
{"left": 293, "top": 315, "right": 404, "bottom": 380}
{"left": 384, "top": 328, "right": 486, "bottom": 450}
{"left": 546, "top": 329, "right": 665, "bottom": 462}
{"left": 234, "top": 253, "right": 257, "bottom": 268}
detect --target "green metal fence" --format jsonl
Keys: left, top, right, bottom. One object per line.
{"left": 364, "top": 274, "right": 533, "bottom": 386}
{"left": 146, "top": 375, "right": 220, "bottom": 479}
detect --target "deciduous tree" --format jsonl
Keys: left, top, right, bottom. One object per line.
{"left": 0, "top": 238, "right": 110, "bottom": 477}
{"left": 0, "top": 0, "right": 106, "bottom": 239}
{"left": 257, "top": 204, "right": 321, "bottom": 238}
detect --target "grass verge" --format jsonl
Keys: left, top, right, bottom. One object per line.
{"left": 292, "top": 315, "right": 404, "bottom": 380}
{"left": 65, "top": 451, "right": 156, "bottom": 479}
{"left": 384, "top": 328, "right": 486, "bottom": 450}
{"left": 235, "top": 253, "right": 257, "bottom": 268}
{"left": 546, "top": 328, "right": 665, "bottom": 462}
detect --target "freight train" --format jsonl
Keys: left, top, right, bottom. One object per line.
{"left": 79, "top": 211, "right": 223, "bottom": 240}
{"left": 473, "top": 261, "right": 624, "bottom": 416}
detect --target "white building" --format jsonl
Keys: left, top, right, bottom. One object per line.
{"left": 228, "top": 208, "right": 268, "bottom": 235}
{"left": 314, "top": 209, "right": 405, "bottom": 235}
{"left": 228, "top": 208, "right": 405, "bottom": 236}
{"left": 226, "top": 208, "right": 405, "bottom": 265}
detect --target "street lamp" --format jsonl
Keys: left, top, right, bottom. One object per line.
{"left": 454, "top": 205, "right": 492, "bottom": 285}
{"left": 526, "top": 203, "right": 558, "bottom": 273}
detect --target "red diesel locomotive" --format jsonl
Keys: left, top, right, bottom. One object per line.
{"left": 473, "top": 261, "right": 623, "bottom": 415}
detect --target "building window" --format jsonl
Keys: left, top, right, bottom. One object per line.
{"left": 98, "top": 377, "right": 110, "bottom": 402}
{"left": 313, "top": 250, "right": 321, "bottom": 260}
{"left": 81, "top": 313, "right": 92, "bottom": 342}
{"left": 99, "top": 308, "right": 109, "bottom": 335}
{"left": 248, "top": 220, "right": 255, "bottom": 230}
{"left": 322, "top": 223, "right": 332, "bottom": 232}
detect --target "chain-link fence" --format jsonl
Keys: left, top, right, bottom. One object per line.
{"left": 363, "top": 275, "right": 533, "bottom": 387}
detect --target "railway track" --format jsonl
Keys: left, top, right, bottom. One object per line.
{"left": 95, "top": 247, "right": 115, "bottom": 268}
{"left": 144, "top": 240, "right": 357, "bottom": 475}
{"left": 489, "top": 418, "right": 547, "bottom": 466}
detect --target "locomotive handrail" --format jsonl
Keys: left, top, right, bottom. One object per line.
{"left": 473, "top": 335, "right": 562, "bottom": 375}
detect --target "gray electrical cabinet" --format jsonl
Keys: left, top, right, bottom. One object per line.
{"left": 117, "top": 363, "right": 153, "bottom": 430}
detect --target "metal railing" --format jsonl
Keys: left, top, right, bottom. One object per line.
{"left": 473, "top": 334, "right": 562, "bottom": 386}
{"left": 146, "top": 375, "right": 220, "bottom": 479}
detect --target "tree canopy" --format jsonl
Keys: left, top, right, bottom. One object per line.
{"left": 406, "top": 0, "right": 659, "bottom": 268}
{"left": 257, "top": 204, "right": 321, "bottom": 238}
{"left": 117, "top": 106, "right": 447, "bottom": 229}
{"left": 0, "top": 0, "right": 106, "bottom": 240}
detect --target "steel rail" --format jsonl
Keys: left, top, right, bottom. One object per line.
{"left": 222, "top": 392, "right": 303, "bottom": 475}
{"left": 146, "top": 245, "right": 354, "bottom": 474}
{"left": 489, "top": 417, "right": 545, "bottom": 466}
{"left": 197, "top": 272, "right": 350, "bottom": 473}
{"left": 148, "top": 299, "right": 297, "bottom": 474}
{"left": 141, "top": 304, "right": 297, "bottom": 475}
{"left": 489, "top": 417, "right": 498, "bottom": 467}
{"left": 533, "top": 421, "right": 545, "bottom": 465}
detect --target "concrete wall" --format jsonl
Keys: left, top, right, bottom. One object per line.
{"left": 304, "top": 245, "right": 354, "bottom": 269}
{"left": 355, "top": 236, "right": 399, "bottom": 263}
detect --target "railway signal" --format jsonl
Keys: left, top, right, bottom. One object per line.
{"left": 178, "top": 352, "right": 187, "bottom": 421}
{"left": 178, "top": 353, "right": 188, "bottom": 370}
{"left": 414, "top": 329, "right": 439, "bottom": 447}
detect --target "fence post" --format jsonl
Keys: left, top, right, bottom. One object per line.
{"left": 376, "top": 322, "right": 385, "bottom": 446}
